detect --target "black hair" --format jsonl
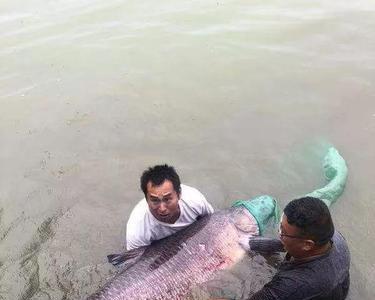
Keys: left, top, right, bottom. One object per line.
{"left": 284, "top": 197, "right": 334, "bottom": 246}
{"left": 140, "top": 164, "right": 181, "bottom": 197}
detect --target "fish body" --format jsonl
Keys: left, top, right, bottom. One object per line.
{"left": 88, "top": 207, "right": 259, "bottom": 300}
{"left": 88, "top": 147, "right": 348, "bottom": 299}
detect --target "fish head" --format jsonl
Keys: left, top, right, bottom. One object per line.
{"left": 232, "top": 207, "right": 260, "bottom": 235}
{"left": 206, "top": 208, "right": 259, "bottom": 265}
{"left": 232, "top": 195, "right": 280, "bottom": 236}
{"left": 231, "top": 207, "right": 260, "bottom": 251}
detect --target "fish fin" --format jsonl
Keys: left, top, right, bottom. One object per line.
{"left": 107, "top": 246, "right": 146, "bottom": 268}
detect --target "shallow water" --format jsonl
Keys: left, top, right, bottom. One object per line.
{"left": 1, "top": 0, "right": 375, "bottom": 299}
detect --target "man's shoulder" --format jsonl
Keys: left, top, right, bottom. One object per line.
{"left": 325, "top": 231, "right": 350, "bottom": 271}
{"left": 127, "top": 199, "right": 149, "bottom": 227}
{"left": 181, "top": 184, "right": 204, "bottom": 196}
{"left": 180, "top": 184, "right": 207, "bottom": 203}
{"left": 333, "top": 231, "right": 349, "bottom": 250}
{"left": 180, "top": 184, "right": 213, "bottom": 213}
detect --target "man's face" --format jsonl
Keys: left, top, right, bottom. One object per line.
{"left": 279, "top": 214, "right": 311, "bottom": 259}
{"left": 146, "top": 180, "right": 180, "bottom": 224}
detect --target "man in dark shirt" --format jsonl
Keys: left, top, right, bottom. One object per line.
{"left": 247, "top": 197, "right": 350, "bottom": 300}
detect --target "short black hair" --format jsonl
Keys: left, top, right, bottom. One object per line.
{"left": 284, "top": 197, "right": 334, "bottom": 246}
{"left": 140, "top": 164, "right": 181, "bottom": 197}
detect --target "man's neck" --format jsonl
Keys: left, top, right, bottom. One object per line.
{"left": 293, "top": 242, "right": 332, "bottom": 262}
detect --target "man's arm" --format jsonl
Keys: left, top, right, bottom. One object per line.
{"left": 126, "top": 231, "right": 149, "bottom": 251}
{"left": 246, "top": 277, "right": 287, "bottom": 300}
{"left": 247, "top": 287, "right": 278, "bottom": 300}
{"left": 249, "top": 237, "right": 285, "bottom": 254}
{"left": 247, "top": 270, "right": 319, "bottom": 300}
{"left": 125, "top": 201, "right": 151, "bottom": 250}
{"left": 202, "top": 195, "right": 214, "bottom": 214}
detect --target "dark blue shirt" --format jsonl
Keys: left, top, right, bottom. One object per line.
{"left": 248, "top": 231, "right": 350, "bottom": 300}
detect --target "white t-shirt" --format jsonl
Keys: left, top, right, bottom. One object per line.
{"left": 126, "top": 184, "right": 214, "bottom": 250}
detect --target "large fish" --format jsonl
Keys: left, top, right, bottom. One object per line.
{"left": 88, "top": 147, "right": 348, "bottom": 300}
{"left": 88, "top": 198, "right": 277, "bottom": 300}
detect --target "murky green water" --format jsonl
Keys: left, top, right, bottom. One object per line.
{"left": 1, "top": 0, "right": 374, "bottom": 299}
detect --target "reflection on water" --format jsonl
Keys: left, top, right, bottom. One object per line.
{"left": 1, "top": 0, "right": 374, "bottom": 299}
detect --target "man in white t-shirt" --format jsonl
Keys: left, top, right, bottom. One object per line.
{"left": 126, "top": 164, "right": 214, "bottom": 250}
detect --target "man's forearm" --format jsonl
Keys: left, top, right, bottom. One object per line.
{"left": 247, "top": 288, "right": 277, "bottom": 300}
{"left": 249, "top": 237, "right": 284, "bottom": 253}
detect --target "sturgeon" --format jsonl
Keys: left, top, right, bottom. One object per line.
{"left": 88, "top": 201, "right": 275, "bottom": 300}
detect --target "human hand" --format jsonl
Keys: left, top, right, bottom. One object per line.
{"left": 238, "top": 236, "right": 250, "bottom": 251}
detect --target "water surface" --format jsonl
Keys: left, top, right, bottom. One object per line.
{"left": 1, "top": 0, "right": 374, "bottom": 299}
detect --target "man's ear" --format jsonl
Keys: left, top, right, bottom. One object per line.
{"left": 302, "top": 240, "right": 315, "bottom": 251}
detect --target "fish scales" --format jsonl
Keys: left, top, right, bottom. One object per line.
{"left": 88, "top": 208, "right": 256, "bottom": 300}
